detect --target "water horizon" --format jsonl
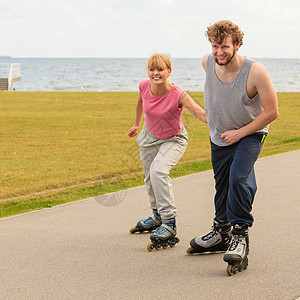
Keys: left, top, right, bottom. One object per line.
{"left": 1, "top": 57, "right": 299, "bottom": 92}
{"left": 3, "top": 56, "right": 300, "bottom": 59}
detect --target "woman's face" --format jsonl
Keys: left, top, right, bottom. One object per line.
{"left": 148, "top": 64, "right": 171, "bottom": 85}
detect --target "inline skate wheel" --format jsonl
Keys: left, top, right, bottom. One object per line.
{"left": 226, "top": 263, "right": 238, "bottom": 276}
{"left": 147, "top": 242, "right": 155, "bottom": 252}
{"left": 226, "top": 257, "right": 248, "bottom": 276}
{"left": 186, "top": 246, "right": 197, "bottom": 255}
{"left": 170, "top": 237, "right": 179, "bottom": 247}
{"left": 239, "top": 257, "right": 248, "bottom": 271}
{"left": 129, "top": 226, "right": 139, "bottom": 234}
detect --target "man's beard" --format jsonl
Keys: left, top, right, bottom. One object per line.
{"left": 215, "top": 49, "right": 236, "bottom": 66}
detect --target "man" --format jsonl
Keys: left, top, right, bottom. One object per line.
{"left": 187, "top": 20, "right": 279, "bottom": 275}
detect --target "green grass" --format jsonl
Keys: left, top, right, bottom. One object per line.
{"left": 0, "top": 91, "right": 299, "bottom": 218}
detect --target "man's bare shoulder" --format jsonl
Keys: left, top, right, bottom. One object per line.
{"left": 250, "top": 61, "right": 268, "bottom": 77}
{"left": 248, "top": 60, "right": 276, "bottom": 100}
{"left": 248, "top": 61, "right": 270, "bottom": 86}
{"left": 201, "top": 53, "right": 211, "bottom": 71}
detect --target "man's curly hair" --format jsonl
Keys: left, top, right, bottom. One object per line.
{"left": 205, "top": 20, "right": 244, "bottom": 47}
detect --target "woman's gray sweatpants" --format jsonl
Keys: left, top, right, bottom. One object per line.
{"left": 136, "top": 124, "right": 188, "bottom": 222}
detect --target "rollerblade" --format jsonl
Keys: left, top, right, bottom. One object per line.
{"left": 147, "top": 218, "right": 179, "bottom": 251}
{"left": 187, "top": 218, "right": 232, "bottom": 255}
{"left": 129, "top": 210, "right": 162, "bottom": 234}
{"left": 224, "top": 224, "right": 249, "bottom": 276}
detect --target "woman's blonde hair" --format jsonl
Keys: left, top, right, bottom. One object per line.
{"left": 147, "top": 53, "right": 172, "bottom": 72}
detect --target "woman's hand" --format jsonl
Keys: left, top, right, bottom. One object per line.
{"left": 127, "top": 125, "right": 139, "bottom": 137}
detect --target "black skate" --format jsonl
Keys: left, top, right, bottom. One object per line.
{"left": 224, "top": 224, "right": 249, "bottom": 276}
{"left": 147, "top": 219, "right": 179, "bottom": 251}
{"left": 187, "top": 218, "right": 232, "bottom": 255}
{"left": 130, "top": 210, "right": 162, "bottom": 234}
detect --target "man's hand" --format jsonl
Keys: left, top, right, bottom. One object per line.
{"left": 220, "top": 129, "right": 243, "bottom": 145}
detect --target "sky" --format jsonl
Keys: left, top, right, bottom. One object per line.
{"left": 1, "top": 0, "right": 300, "bottom": 58}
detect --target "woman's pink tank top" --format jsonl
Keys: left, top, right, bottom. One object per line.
{"left": 139, "top": 79, "right": 184, "bottom": 139}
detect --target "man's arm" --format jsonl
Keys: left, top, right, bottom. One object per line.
{"left": 220, "top": 62, "right": 279, "bottom": 145}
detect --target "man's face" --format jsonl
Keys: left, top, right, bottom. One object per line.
{"left": 211, "top": 35, "right": 240, "bottom": 66}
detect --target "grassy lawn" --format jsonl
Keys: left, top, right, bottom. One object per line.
{"left": 0, "top": 91, "right": 299, "bottom": 218}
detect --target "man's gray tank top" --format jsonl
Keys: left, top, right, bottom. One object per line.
{"left": 204, "top": 54, "right": 268, "bottom": 147}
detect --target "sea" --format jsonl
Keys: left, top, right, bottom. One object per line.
{"left": 1, "top": 57, "right": 299, "bottom": 92}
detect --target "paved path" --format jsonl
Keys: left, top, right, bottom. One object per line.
{"left": 1, "top": 150, "right": 299, "bottom": 300}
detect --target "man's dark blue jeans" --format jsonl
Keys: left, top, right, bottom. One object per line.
{"left": 211, "top": 133, "right": 266, "bottom": 227}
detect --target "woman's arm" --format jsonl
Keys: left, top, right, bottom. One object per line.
{"left": 127, "top": 93, "right": 144, "bottom": 137}
{"left": 179, "top": 92, "right": 207, "bottom": 123}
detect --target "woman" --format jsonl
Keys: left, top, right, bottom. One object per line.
{"left": 128, "top": 53, "right": 206, "bottom": 251}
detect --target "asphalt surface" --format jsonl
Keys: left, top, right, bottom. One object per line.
{"left": 1, "top": 150, "right": 299, "bottom": 300}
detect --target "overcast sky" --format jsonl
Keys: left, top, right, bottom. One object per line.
{"left": 1, "top": 0, "right": 299, "bottom": 58}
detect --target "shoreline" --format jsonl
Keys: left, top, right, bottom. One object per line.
{"left": 1, "top": 91, "right": 299, "bottom": 93}
{"left": 3, "top": 57, "right": 300, "bottom": 92}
